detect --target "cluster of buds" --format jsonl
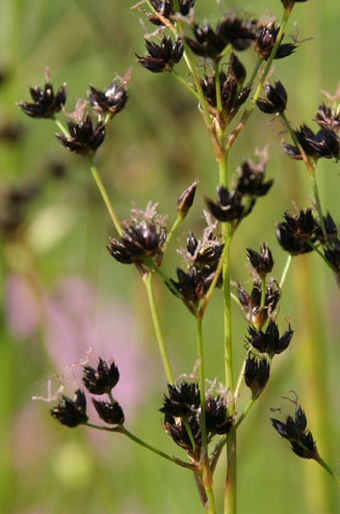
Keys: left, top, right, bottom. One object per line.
{"left": 277, "top": 208, "right": 340, "bottom": 286}
{"left": 160, "top": 381, "right": 233, "bottom": 463}
{"left": 107, "top": 202, "right": 167, "bottom": 272}
{"left": 234, "top": 243, "right": 294, "bottom": 398}
{"left": 18, "top": 68, "right": 129, "bottom": 157}
{"left": 51, "top": 358, "right": 124, "bottom": 427}
{"left": 271, "top": 402, "right": 319, "bottom": 460}
{"left": 168, "top": 223, "right": 224, "bottom": 315}
{"left": 282, "top": 102, "right": 340, "bottom": 161}
{"left": 205, "top": 154, "right": 273, "bottom": 229}
{"left": 136, "top": 2, "right": 300, "bottom": 135}
{"left": 235, "top": 243, "right": 280, "bottom": 329}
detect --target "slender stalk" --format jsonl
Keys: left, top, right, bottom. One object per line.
{"left": 143, "top": 272, "right": 174, "bottom": 385}
{"left": 85, "top": 423, "right": 192, "bottom": 469}
{"left": 221, "top": 222, "right": 237, "bottom": 514}
{"left": 196, "top": 317, "right": 207, "bottom": 449}
{"left": 88, "top": 156, "right": 123, "bottom": 236}
{"left": 279, "top": 254, "right": 292, "bottom": 289}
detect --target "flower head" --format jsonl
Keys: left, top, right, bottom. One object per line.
{"left": 247, "top": 319, "right": 293, "bottom": 356}
{"left": 244, "top": 354, "right": 270, "bottom": 398}
{"left": 271, "top": 404, "right": 319, "bottom": 460}
{"left": 51, "top": 389, "right": 88, "bottom": 427}
{"left": 55, "top": 114, "right": 105, "bottom": 155}
{"left": 107, "top": 203, "right": 167, "bottom": 268}
{"left": 186, "top": 14, "right": 256, "bottom": 60}
{"left": 206, "top": 185, "right": 243, "bottom": 223}
{"left": 148, "top": 0, "right": 195, "bottom": 24}
{"left": 276, "top": 209, "right": 319, "bottom": 255}
{"left": 82, "top": 358, "right": 120, "bottom": 395}
{"left": 177, "top": 181, "right": 198, "bottom": 219}
{"left": 88, "top": 76, "right": 128, "bottom": 116}
{"left": 160, "top": 381, "right": 233, "bottom": 461}
{"left": 255, "top": 23, "right": 296, "bottom": 60}
{"left": 257, "top": 80, "right": 287, "bottom": 114}
{"left": 160, "top": 381, "right": 200, "bottom": 418}
{"left": 18, "top": 70, "right": 66, "bottom": 119}
{"left": 282, "top": 124, "right": 339, "bottom": 160}
{"left": 247, "top": 243, "right": 274, "bottom": 278}
{"left": 137, "top": 37, "right": 183, "bottom": 73}
{"left": 236, "top": 156, "right": 273, "bottom": 197}
{"left": 315, "top": 103, "right": 340, "bottom": 132}
{"left": 92, "top": 399, "right": 125, "bottom": 425}
{"left": 235, "top": 279, "right": 281, "bottom": 329}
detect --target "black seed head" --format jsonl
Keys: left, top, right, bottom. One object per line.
{"left": 257, "top": 80, "right": 287, "bottom": 114}
{"left": 244, "top": 354, "right": 270, "bottom": 398}
{"left": 82, "top": 358, "right": 120, "bottom": 395}
{"left": 160, "top": 381, "right": 200, "bottom": 418}
{"left": 92, "top": 399, "right": 125, "bottom": 425}
{"left": 55, "top": 115, "right": 105, "bottom": 155}
{"left": 137, "top": 37, "right": 183, "bottom": 73}
{"left": 88, "top": 76, "right": 128, "bottom": 116}
{"left": 247, "top": 243, "right": 274, "bottom": 277}
{"left": 18, "top": 71, "right": 66, "bottom": 119}
{"left": 51, "top": 389, "right": 88, "bottom": 428}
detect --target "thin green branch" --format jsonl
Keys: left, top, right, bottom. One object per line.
{"left": 88, "top": 156, "right": 123, "bottom": 236}
{"left": 143, "top": 272, "right": 174, "bottom": 385}
{"left": 85, "top": 422, "right": 193, "bottom": 470}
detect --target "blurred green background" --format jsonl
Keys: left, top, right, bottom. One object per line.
{"left": 1, "top": 0, "right": 340, "bottom": 513}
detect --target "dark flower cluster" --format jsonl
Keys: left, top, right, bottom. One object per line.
{"left": 107, "top": 205, "right": 167, "bottom": 269}
{"left": 51, "top": 389, "right": 88, "bottom": 428}
{"left": 255, "top": 23, "right": 296, "bottom": 60}
{"left": 246, "top": 243, "right": 274, "bottom": 278}
{"left": 235, "top": 243, "right": 280, "bottom": 329}
{"left": 235, "top": 279, "right": 281, "bottom": 329}
{"left": 271, "top": 404, "right": 319, "bottom": 460}
{"left": 282, "top": 102, "right": 340, "bottom": 161}
{"left": 51, "top": 358, "right": 124, "bottom": 427}
{"left": 247, "top": 319, "right": 294, "bottom": 357}
{"left": 277, "top": 209, "right": 340, "bottom": 286}
{"left": 282, "top": 124, "right": 339, "bottom": 161}
{"left": 177, "top": 181, "right": 198, "bottom": 219}
{"left": 168, "top": 228, "right": 224, "bottom": 314}
{"left": 244, "top": 353, "right": 270, "bottom": 398}
{"left": 185, "top": 14, "right": 256, "bottom": 60}
{"left": 199, "top": 53, "right": 251, "bottom": 124}
{"left": 88, "top": 77, "right": 128, "bottom": 117}
{"left": 206, "top": 156, "right": 273, "bottom": 227}
{"left": 161, "top": 381, "right": 233, "bottom": 461}
{"left": 18, "top": 71, "right": 129, "bottom": 157}
{"left": 17, "top": 74, "right": 66, "bottom": 119}
{"left": 137, "top": 36, "right": 184, "bottom": 73}
{"left": 276, "top": 209, "right": 319, "bottom": 255}
{"left": 257, "top": 80, "right": 287, "bottom": 114}
{"left": 147, "top": 0, "right": 195, "bottom": 25}
{"left": 56, "top": 114, "right": 106, "bottom": 155}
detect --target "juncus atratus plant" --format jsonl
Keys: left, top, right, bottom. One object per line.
{"left": 14, "top": 0, "right": 340, "bottom": 512}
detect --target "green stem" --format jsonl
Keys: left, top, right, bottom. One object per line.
{"left": 163, "top": 212, "right": 184, "bottom": 251}
{"left": 316, "top": 456, "right": 340, "bottom": 486}
{"left": 222, "top": 223, "right": 236, "bottom": 514}
{"left": 53, "top": 116, "right": 69, "bottom": 137}
{"left": 143, "top": 272, "right": 174, "bottom": 385}
{"left": 196, "top": 317, "right": 207, "bottom": 450}
{"left": 88, "top": 156, "right": 123, "bottom": 236}
{"left": 85, "top": 423, "right": 193, "bottom": 469}
{"left": 310, "top": 166, "right": 326, "bottom": 237}
{"left": 279, "top": 254, "right": 292, "bottom": 289}
{"left": 235, "top": 397, "right": 256, "bottom": 429}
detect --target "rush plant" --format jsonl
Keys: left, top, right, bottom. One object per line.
{"left": 9, "top": 0, "right": 340, "bottom": 513}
